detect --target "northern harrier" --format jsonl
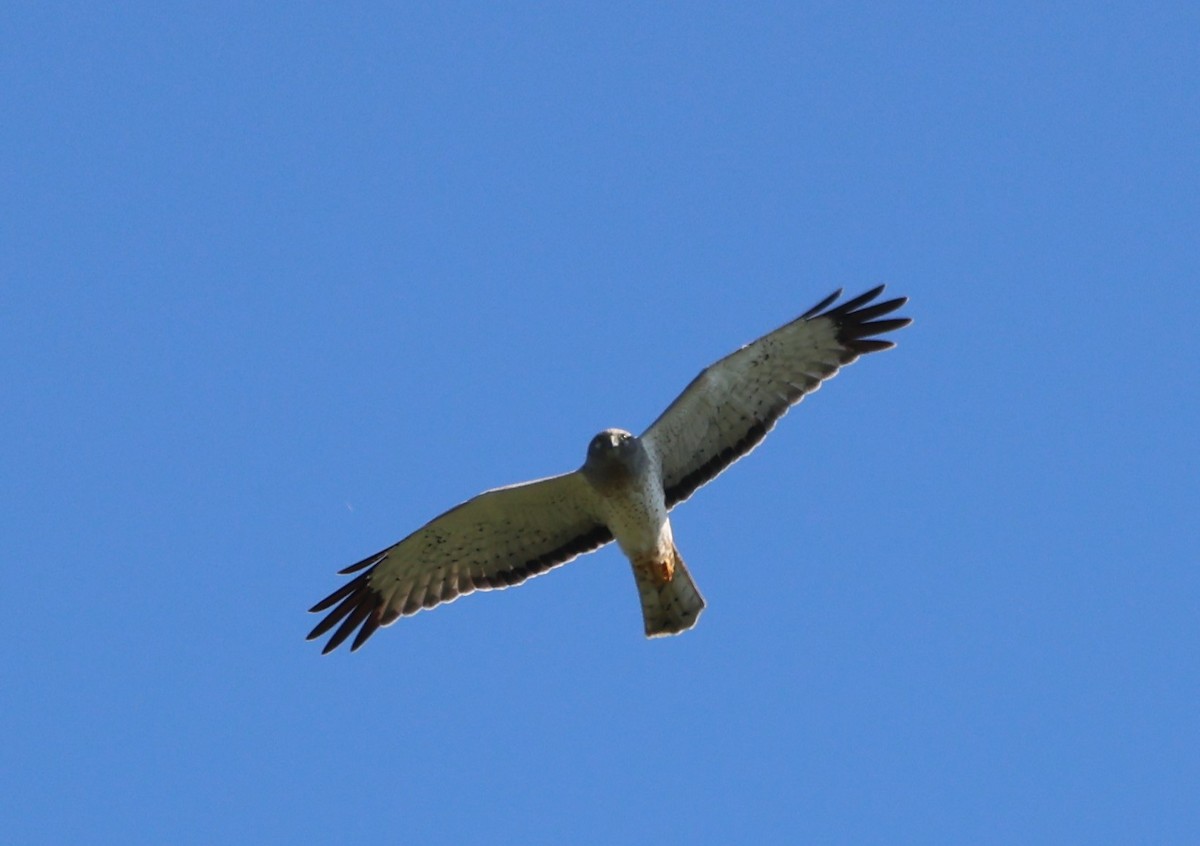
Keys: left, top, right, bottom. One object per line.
{"left": 308, "top": 287, "right": 910, "bottom": 652}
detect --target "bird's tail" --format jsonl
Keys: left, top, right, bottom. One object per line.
{"left": 632, "top": 544, "right": 706, "bottom": 638}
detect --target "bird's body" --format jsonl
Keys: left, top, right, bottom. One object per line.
{"left": 581, "top": 429, "right": 704, "bottom": 636}
{"left": 581, "top": 429, "right": 666, "bottom": 561}
{"left": 308, "top": 287, "right": 910, "bottom": 653}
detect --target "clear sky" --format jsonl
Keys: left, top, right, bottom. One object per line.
{"left": 4, "top": 3, "right": 1197, "bottom": 843}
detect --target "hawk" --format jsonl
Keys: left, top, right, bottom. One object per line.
{"left": 308, "top": 287, "right": 910, "bottom": 652}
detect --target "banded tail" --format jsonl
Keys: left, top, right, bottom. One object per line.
{"left": 632, "top": 544, "right": 706, "bottom": 637}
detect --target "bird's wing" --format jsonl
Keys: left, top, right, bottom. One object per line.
{"left": 307, "top": 471, "right": 612, "bottom": 653}
{"left": 642, "top": 286, "right": 910, "bottom": 509}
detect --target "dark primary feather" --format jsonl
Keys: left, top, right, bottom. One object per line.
{"left": 819, "top": 284, "right": 909, "bottom": 356}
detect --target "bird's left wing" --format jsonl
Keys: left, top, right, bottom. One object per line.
{"left": 642, "top": 286, "right": 910, "bottom": 509}
{"left": 307, "top": 471, "right": 613, "bottom": 653}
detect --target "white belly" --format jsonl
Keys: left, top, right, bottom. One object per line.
{"left": 598, "top": 475, "right": 673, "bottom": 560}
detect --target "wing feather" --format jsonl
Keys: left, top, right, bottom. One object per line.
{"left": 307, "top": 472, "right": 613, "bottom": 653}
{"left": 643, "top": 286, "right": 910, "bottom": 508}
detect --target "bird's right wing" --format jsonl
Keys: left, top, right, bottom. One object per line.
{"left": 307, "top": 471, "right": 613, "bottom": 653}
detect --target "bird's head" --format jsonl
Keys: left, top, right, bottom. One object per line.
{"left": 582, "top": 428, "right": 645, "bottom": 486}
{"left": 587, "top": 428, "right": 635, "bottom": 459}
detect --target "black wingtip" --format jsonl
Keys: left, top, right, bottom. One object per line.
{"left": 350, "top": 611, "right": 383, "bottom": 652}
{"left": 307, "top": 556, "right": 390, "bottom": 653}
{"left": 338, "top": 550, "right": 389, "bottom": 575}
{"left": 324, "top": 600, "right": 374, "bottom": 653}
{"left": 308, "top": 570, "right": 370, "bottom": 613}
{"left": 800, "top": 288, "right": 843, "bottom": 320}
{"left": 807, "top": 286, "right": 911, "bottom": 356}
{"left": 827, "top": 285, "right": 886, "bottom": 317}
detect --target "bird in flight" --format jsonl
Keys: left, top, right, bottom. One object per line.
{"left": 308, "top": 286, "right": 910, "bottom": 653}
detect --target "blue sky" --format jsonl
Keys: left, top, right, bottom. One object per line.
{"left": 3, "top": 3, "right": 1197, "bottom": 843}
